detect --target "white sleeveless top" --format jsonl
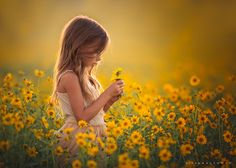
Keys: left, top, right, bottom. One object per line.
{"left": 56, "top": 70, "right": 106, "bottom": 126}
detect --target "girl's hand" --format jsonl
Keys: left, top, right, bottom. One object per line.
{"left": 104, "top": 79, "right": 125, "bottom": 98}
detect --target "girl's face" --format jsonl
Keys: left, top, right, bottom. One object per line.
{"left": 80, "top": 40, "right": 102, "bottom": 68}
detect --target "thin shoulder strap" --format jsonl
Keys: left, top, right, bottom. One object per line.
{"left": 57, "top": 69, "right": 74, "bottom": 85}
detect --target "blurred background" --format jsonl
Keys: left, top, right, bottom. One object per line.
{"left": 0, "top": 0, "right": 236, "bottom": 88}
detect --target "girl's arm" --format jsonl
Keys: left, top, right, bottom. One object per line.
{"left": 103, "top": 95, "right": 121, "bottom": 112}
{"left": 62, "top": 73, "right": 124, "bottom": 122}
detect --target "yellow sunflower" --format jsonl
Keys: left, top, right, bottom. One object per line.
{"left": 78, "top": 120, "right": 88, "bottom": 128}
{"left": 34, "top": 69, "right": 45, "bottom": 78}
{"left": 180, "top": 144, "right": 193, "bottom": 156}
{"left": 54, "top": 145, "right": 64, "bottom": 156}
{"left": 159, "top": 148, "right": 172, "bottom": 162}
{"left": 139, "top": 146, "right": 150, "bottom": 160}
{"left": 189, "top": 75, "right": 200, "bottom": 86}
{"left": 223, "top": 131, "right": 233, "bottom": 143}
{"left": 167, "top": 112, "right": 176, "bottom": 121}
{"left": 72, "top": 160, "right": 82, "bottom": 168}
{"left": 196, "top": 134, "right": 207, "bottom": 145}
{"left": 87, "top": 160, "right": 97, "bottom": 168}
{"left": 176, "top": 117, "right": 186, "bottom": 128}
{"left": 26, "top": 146, "right": 38, "bottom": 157}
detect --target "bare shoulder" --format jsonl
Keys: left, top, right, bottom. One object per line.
{"left": 61, "top": 71, "right": 79, "bottom": 85}
{"left": 61, "top": 71, "right": 78, "bottom": 81}
{"left": 57, "top": 71, "right": 80, "bottom": 93}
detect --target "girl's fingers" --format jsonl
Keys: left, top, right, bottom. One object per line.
{"left": 116, "top": 80, "right": 124, "bottom": 85}
{"left": 119, "top": 85, "right": 124, "bottom": 89}
{"left": 117, "top": 90, "right": 122, "bottom": 95}
{"left": 117, "top": 83, "right": 125, "bottom": 87}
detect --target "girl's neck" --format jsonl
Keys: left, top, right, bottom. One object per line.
{"left": 65, "top": 65, "right": 74, "bottom": 71}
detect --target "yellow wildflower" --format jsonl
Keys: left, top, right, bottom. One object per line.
{"left": 223, "top": 131, "right": 233, "bottom": 143}
{"left": 97, "top": 137, "right": 105, "bottom": 149}
{"left": 211, "top": 149, "right": 222, "bottom": 158}
{"left": 87, "top": 146, "right": 99, "bottom": 157}
{"left": 125, "top": 139, "right": 134, "bottom": 149}
{"left": 167, "top": 112, "right": 176, "bottom": 121}
{"left": 25, "top": 115, "right": 35, "bottom": 126}
{"left": 131, "top": 116, "right": 139, "bottom": 124}
{"left": 2, "top": 113, "right": 15, "bottom": 126}
{"left": 139, "top": 146, "right": 150, "bottom": 159}
{"left": 151, "top": 125, "right": 164, "bottom": 134}
{"left": 113, "top": 127, "right": 123, "bottom": 138}
{"left": 54, "top": 145, "right": 64, "bottom": 156}
{"left": 76, "top": 139, "right": 87, "bottom": 148}
{"left": 75, "top": 132, "right": 86, "bottom": 140}
{"left": 45, "top": 129, "right": 55, "bottom": 139}
{"left": 130, "top": 160, "right": 139, "bottom": 168}
{"left": 130, "top": 131, "right": 142, "bottom": 145}
{"left": 176, "top": 117, "right": 186, "bottom": 128}
{"left": 196, "top": 134, "right": 207, "bottom": 145}
{"left": 229, "top": 148, "right": 236, "bottom": 156}
{"left": 105, "top": 142, "right": 117, "bottom": 155}
{"left": 54, "top": 119, "right": 62, "bottom": 128}
{"left": 216, "top": 84, "right": 224, "bottom": 93}
{"left": 180, "top": 144, "right": 193, "bottom": 156}
{"left": 153, "top": 108, "right": 165, "bottom": 121}
{"left": 26, "top": 146, "right": 38, "bottom": 157}
{"left": 22, "top": 89, "right": 33, "bottom": 102}
{"left": 119, "top": 153, "right": 130, "bottom": 166}
{"left": 198, "top": 114, "right": 208, "bottom": 124}
{"left": 87, "top": 160, "right": 97, "bottom": 168}
{"left": 34, "top": 69, "right": 45, "bottom": 78}
{"left": 111, "top": 67, "right": 123, "bottom": 81}
{"left": 86, "top": 132, "right": 96, "bottom": 141}
{"left": 159, "top": 148, "right": 172, "bottom": 162}
{"left": 63, "top": 127, "right": 74, "bottom": 135}
{"left": 0, "top": 140, "right": 10, "bottom": 151}
{"left": 120, "top": 118, "right": 132, "bottom": 130}
{"left": 157, "top": 138, "right": 167, "bottom": 149}
{"left": 32, "top": 129, "right": 43, "bottom": 140}
{"left": 169, "top": 93, "right": 179, "bottom": 103}
{"left": 190, "top": 75, "right": 200, "bottom": 86}
{"left": 15, "top": 121, "right": 24, "bottom": 132}
{"left": 106, "top": 121, "right": 116, "bottom": 132}
{"left": 78, "top": 120, "right": 88, "bottom": 128}
{"left": 72, "top": 160, "right": 82, "bottom": 168}
{"left": 46, "top": 109, "right": 56, "bottom": 119}
{"left": 23, "top": 78, "right": 33, "bottom": 87}
{"left": 41, "top": 116, "right": 49, "bottom": 129}
{"left": 10, "top": 97, "right": 22, "bottom": 108}
{"left": 3, "top": 73, "right": 13, "bottom": 83}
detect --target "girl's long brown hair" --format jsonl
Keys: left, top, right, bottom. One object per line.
{"left": 51, "top": 15, "right": 110, "bottom": 104}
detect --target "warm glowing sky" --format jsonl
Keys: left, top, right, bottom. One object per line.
{"left": 0, "top": 0, "right": 236, "bottom": 85}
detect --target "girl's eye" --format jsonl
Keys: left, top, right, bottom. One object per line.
{"left": 80, "top": 50, "right": 101, "bottom": 59}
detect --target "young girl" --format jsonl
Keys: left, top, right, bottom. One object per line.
{"left": 51, "top": 15, "right": 124, "bottom": 167}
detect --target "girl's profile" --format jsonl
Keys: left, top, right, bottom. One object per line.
{"left": 51, "top": 15, "right": 124, "bottom": 167}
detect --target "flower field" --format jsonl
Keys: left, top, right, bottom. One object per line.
{"left": 0, "top": 69, "right": 236, "bottom": 168}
